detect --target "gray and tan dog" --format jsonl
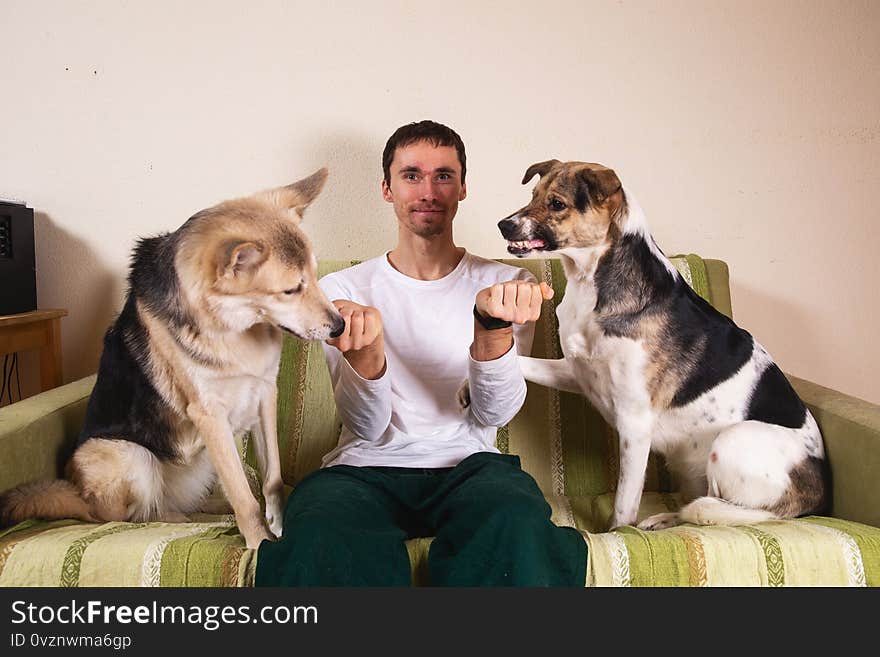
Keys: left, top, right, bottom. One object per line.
{"left": 0, "top": 169, "right": 344, "bottom": 548}
{"left": 499, "top": 160, "right": 827, "bottom": 530}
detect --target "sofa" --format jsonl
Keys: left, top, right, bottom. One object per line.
{"left": 1, "top": 256, "right": 878, "bottom": 586}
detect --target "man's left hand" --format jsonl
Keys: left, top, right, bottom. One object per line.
{"left": 475, "top": 280, "right": 554, "bottom": 325}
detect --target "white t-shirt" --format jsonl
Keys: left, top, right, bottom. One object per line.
{"left": 318, "top": 251, "right": 536, "bottom": 468}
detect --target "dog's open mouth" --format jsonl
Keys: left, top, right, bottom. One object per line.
{"left": 506, "top": 239, "right": 547, "bottom": 256}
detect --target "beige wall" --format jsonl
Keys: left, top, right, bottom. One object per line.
{"left": 2, "top": 0, "right": 878, "bottom": 405}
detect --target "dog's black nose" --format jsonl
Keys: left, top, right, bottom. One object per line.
{"left": 498, "top": 217, "right": 518, "bottom": 237}
{"left": 329, "top": 314, "right": 345, "bottom": 339}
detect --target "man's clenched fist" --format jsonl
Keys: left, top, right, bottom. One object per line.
{"left": 475, "top": 280, "right": 554, "bottom": 325}
{"left": 326, "top": 300, "right": 386, "bottom": 379}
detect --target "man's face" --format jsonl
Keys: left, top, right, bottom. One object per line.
{"left": 382, "top": 140, "right": 467, "bottom": 238}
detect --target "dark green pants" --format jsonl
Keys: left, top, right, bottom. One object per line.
{"left": 255, "top": 452, "right": 587, "bottom": 586}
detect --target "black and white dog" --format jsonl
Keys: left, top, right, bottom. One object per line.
{"left": 499, "top": 160, "right": 827, "bottom": 530}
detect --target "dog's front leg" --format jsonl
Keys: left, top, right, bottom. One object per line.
{"left": 254, "top": 385, "right": 284, "bottom": 538}
{"left": 187, "top": 402, "right": 272, "bottom": 549}
{"left": 518, "top": 356, "right": 582, "bottom": 394}
{"left": 610, "top": 416, "right": 654, "bottom": 530}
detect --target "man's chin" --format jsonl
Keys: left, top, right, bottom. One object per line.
{"left": 407, "top": 219, "right": 449, "bottom": 238}
{"left": 414, "top": 229, "right": 447, "bottom": 239}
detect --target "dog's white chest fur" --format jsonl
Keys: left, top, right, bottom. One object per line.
{"left": 191, "top": 337, "right": 282, "bottom": 435}
{"left": 556, "top": 276, "right": 652, "bottom": 424}
{"left": 201, "top": 375, "right": 265, "bottom": 432}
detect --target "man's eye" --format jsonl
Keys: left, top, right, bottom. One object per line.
{"left": 436, "top": 173, "right": 452, "bottom": 181}
{"left": 404, "top": 173, "right": 420, "bottom": 182}
{"left": 283, "top": 284, "right": 303, "bottom": 295}
{"left": 549, "top": 198, "right": 566, "bottom": 211}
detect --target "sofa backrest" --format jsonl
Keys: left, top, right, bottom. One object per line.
{"left": 262, "top": 255, "right": 732, "bottom": 499}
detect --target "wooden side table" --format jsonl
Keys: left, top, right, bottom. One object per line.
{"left": 0, "top": 309, "right": 68, "bottom": 393}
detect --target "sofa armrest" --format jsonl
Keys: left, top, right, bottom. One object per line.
{"left": 0, "top": 375, "right": 96, "bottom": 492}
{"left": 788, "top": 374, "right": 880, "bottom": 528}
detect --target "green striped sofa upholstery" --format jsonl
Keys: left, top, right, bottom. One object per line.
{"left": 1, "top": 257, "right": 879, "bottom": 586}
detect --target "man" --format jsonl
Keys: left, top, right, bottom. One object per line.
{"left": 256, "top": 121, "right": 587, "bottom": 586}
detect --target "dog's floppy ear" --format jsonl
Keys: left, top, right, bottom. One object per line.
{"left": 219, "top": 240, "right": 268, "bottom": 279}
{"left": 578, "top": 167, "right": 622, "bottom": 206}
{"left": 521, "top": 160, "right": 561, "bottom": 185}
{"left": 259, "top": 167, "right": 329, "bottom": 221}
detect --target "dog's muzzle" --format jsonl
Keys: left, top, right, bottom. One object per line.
{"left": 329, "top": 314, "right": 345, "bottom": 339}
{"left": 498, "top": 216, "right": 550, "bottom": 257}
{"left": 498, "top": 217, "right": 521, "bottom": 239}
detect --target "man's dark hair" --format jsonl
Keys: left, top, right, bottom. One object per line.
{"left": 382, "top": 120, "right": 467, "bottom": 186}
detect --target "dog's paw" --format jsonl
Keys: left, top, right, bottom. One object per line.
{"left": 609, "top": 511, "right": 638, "bottom": 531}
{"left": 266, "top": 510, "right": 283, "bottom": 538}
{"left": 243, "top": 526, "right": 275, "bottom": 549}
{"left": 264, "top": 489, "right": 284, "bottom": 537}
{"left": 456, "top": 379, "right": 471, "bottom": 410}
{"left": 637, "top": 512, "right": 681, "bottom": 531}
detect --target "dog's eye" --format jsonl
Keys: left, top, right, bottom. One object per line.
{"left": 549, "top": 198, "right": 566, "bottom": 211}
{"left": 283, "top": 284, "right": 303, "bottom": 295}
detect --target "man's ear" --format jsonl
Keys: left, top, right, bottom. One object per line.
{"left": 459, "top": 181, "right": 467, "bottom": 201}
{"left": 381, "top": 178, "right": 394, "bottom": 203}
{"left": 258, "top": 167, "right": 329, "bottom": 221}
{"left": 218, "top": 241, "right": 267, "bottom": 279}
{"left": 522, "top": 159, "right": 561, "bottom": 185}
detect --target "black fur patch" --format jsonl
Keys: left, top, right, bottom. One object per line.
{"left": 573, "top": 182, "right": 589, "bottom": 214}
{"left": 668, "top": 287, "right": 755, "bottom": 406}
{"left": 128, "top": 231, "right": 192, "bottom": 329}
{"left": 770, "top": 455, "right": 828, "bottom": 517}
{"left": 77, "top": 296, "right": 179, "bottom": 461}
{"left": 746, "top": 363, "right": 807, "bottom": 428}
{"left": 593, "top": 233, "right": 755, "bottom": 406}
{"left": 594, "top": 233, "right": 676, "bottom": 330}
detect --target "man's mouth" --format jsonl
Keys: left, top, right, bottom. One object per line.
{"left": 506, "top": 239, "right": 547, "bottom": 256}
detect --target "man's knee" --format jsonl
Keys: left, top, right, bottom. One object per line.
{"left": 282, "top": 508, "right": 349, "bottom": 544}
{"left": 480, "top": 492, "right": 552, "bottom": 534}
{"left": 261, "top": 508, "right": 407, "bottom": 584}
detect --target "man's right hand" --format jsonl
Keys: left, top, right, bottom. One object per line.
{"left": 325, "top": 300, "right": 386, "bottom": 380}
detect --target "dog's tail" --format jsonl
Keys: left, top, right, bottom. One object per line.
{"left": 678, "top": 496, "right": 778, "bottom": 526}
{"left": 0, "top": 479, "right": 95, "bottom": 528}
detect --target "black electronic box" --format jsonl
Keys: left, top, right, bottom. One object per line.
{"left": 0, "top": 201, "right": 37, "bottom": 315}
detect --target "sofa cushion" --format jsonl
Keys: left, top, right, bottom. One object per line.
{"left": 0, "top": 517, "right": 254, "bottom": 587}
{"left": 584, "top": 515, "right": 880, "bottom": 586}
{"left": 5, "top": 508, "right": 877, "bottom": 587}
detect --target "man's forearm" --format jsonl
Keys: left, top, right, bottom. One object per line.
{"left": 321, "top": 343, "right": 392, "bottom": 442}
{"left": 470, "top": 323, "right": 514, "bottom": 361}
{"left": 343, "top": 343, "right": 387, "bottom": 380}
{"left": 467, "top": 342, "right": 527, "bottom": 427}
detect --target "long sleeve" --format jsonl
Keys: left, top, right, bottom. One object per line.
{"left": 320, "top": 342, "right": 393, "bottom": 441}
{"left": 318, "top": 274, "right": 393, "bottom": 442}
{"left": 466, "top": 269, "right": 537, "bottom": 428}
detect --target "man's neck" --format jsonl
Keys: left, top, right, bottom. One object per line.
{"left": 387, "top": 232, "right": 465, "bottom": 281}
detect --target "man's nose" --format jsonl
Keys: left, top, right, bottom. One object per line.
{"left": 418, "top": 179, "right": 439, "bottom": 200}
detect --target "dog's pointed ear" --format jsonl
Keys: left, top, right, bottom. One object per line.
{"left": 219, "top": 240, "right": 268, "bottom": 279}
{"left": 259, "top": 167, "right": 329, "bottom": 221}
{"left": 288, "top": 167, "right": 328, "bottom": 218}
{"left": 522, "top": 160, "right": 561, "bottom": 185}
{"left": 578, "top": 166, "right": 623, "bottom": 206}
